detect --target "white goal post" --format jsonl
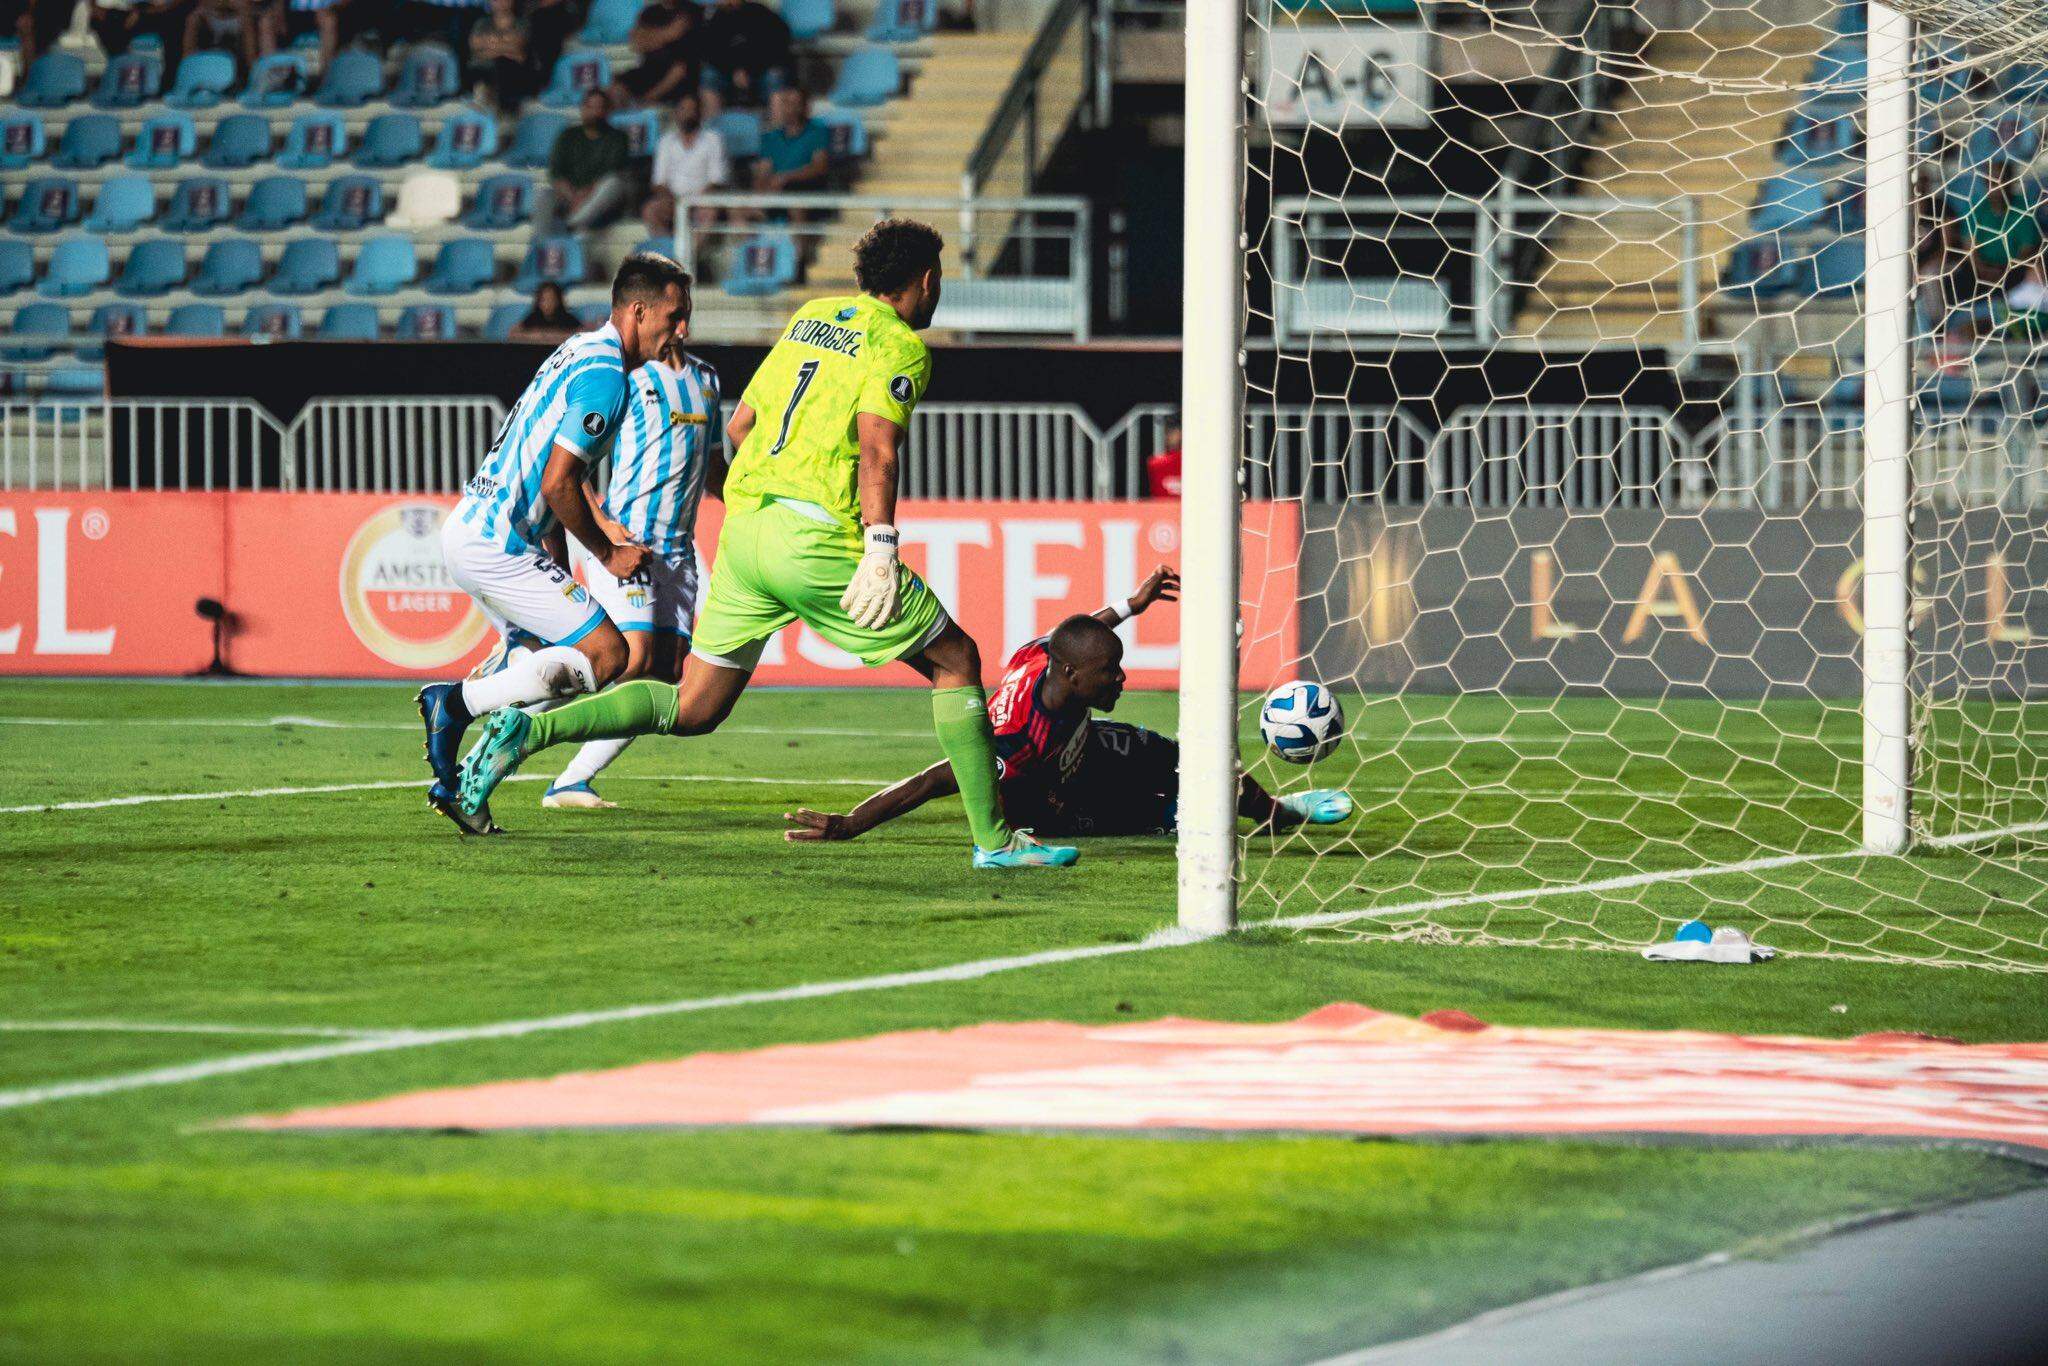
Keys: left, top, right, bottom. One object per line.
{"left": 1177, "top": 0, "right": 2048, "bottom": 964}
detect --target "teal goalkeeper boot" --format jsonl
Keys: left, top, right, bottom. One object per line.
{"left": 973, "top": 830, "right": 1080, "bottom": 870}
{"left": 458, "top": 708, "right": 533, "bottom": 820}
{"left": 1278, "top": 789, "right": 1354, "bottom": 825}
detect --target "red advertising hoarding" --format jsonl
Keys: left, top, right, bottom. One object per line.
{"left": 0, "top": 493, "right": 1300, "bottom": 687}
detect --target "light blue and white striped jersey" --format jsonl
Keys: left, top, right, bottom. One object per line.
{"left": 457, "top": 322, "right": 629, "bottom": 554}
{"left": 603, "top": 351, "right": 722, "bottom": 557}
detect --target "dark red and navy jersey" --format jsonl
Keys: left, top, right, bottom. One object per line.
{"left": 987, "top": 637, "right": 1092, "bottom": 788}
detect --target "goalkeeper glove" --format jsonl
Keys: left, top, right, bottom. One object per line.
{"left": 840, "top": 524, "right": 901, "bottom": 630}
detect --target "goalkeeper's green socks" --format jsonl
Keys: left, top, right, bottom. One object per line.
{"left": 524, "top": 680, "right": 679, "bottom": 754}
{"left": 931, "top": 686, "right": 1012, "bottom": 851}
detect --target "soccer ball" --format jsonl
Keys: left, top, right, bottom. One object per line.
{"left": 1260, "top": 681, "right": 1343, "bottom": 764}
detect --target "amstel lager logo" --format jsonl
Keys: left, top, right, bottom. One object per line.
{"left": 339, "top": 503, "right": 488, "bottom": 669}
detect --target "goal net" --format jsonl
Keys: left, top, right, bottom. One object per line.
{"left": 1183, "top": 0, "right": 2048, "bottom": 969}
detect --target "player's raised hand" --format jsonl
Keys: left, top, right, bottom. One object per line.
{"left": 784, "top": 808, "right": 857, "bottom": 841}
{"left": 840, "top": 524, "right": 901, "bottom": 630}
{"left": 1132, "top": 565, "right": 1181, "bottom": 612}
{"left": 602, "top": 539, "right": 652, "bottom": 581}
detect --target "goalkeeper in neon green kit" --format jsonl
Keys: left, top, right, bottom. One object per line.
{"left": 457, "top": 219, "right": 1078, "bottom": 869}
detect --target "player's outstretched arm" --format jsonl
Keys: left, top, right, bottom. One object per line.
{"left": 542, "top": 443, "right": 648, "bottom": 580}
{"left": 784, "top": 760, "right": 959, "bottom": 841}
{"left": 1093, "top": 565, "right": 1180, "bottom": 626}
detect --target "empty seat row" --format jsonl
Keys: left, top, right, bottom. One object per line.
{"left": 3, "top": 299, "right": 606, "bottom": 354}
{"left": 0, "top": 233, "right": 588, "bottom": 300}
{"left": 4, "top": 172, "right": 534, "bottom": 235}
{"left": 14, "top": 44, "right": 465, "bottom": 114}
{"left": 0, "top": 108, "right": 508, "bottom": 173}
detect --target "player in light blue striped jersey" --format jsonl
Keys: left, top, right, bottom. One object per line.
{"left": 417, "top": 252, "right": 692, "bottom": 833}
{"left": 541, "top": 316, "right": 726, "bottom": 808}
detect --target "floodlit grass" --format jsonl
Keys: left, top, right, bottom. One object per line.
{"left": 1, "top": 680, "right": 2043, "bottom": 1362}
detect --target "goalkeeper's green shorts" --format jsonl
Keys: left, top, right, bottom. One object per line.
{"left": 693, "top": 499, "right": 949, "bottom": 670}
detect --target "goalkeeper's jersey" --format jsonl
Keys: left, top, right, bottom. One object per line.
{"left": 724, "top": 294, "right": 932, "bottom": 533}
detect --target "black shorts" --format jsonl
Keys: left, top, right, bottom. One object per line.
{"left": 1003, "top": 721, "right": 1179, "bottom": 837}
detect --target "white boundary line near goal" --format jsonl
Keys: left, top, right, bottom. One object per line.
{"left": 0, "top": 772, "right": 895, "bottom": 814}
{"left": 0, "top": 716, "right": 932, "bottom": 739}
{"left": 3, "top": 814, "right": 2043, "bottom": 1115}
{"left": 0, "top": 1020, "right": 412, "bottom": 1040}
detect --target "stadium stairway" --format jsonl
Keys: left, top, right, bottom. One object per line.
{"left": 1512, "top": 17, "right": 1829, "bottom": 349}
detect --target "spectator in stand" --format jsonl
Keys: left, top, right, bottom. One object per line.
{"left": 286, "top": 0, "right": 354, "bottom": 68}
{"left": 185, "top": 0, "right": 267, "bottom": 72}
{"left": 4, "top": 0, "right": 82, "bottom": 66}
{"left": 538, "top": 88, "right": 633, "bottom": 237}
{"left": 523, "top": 0, "right": 582, "bottom": 77}
{"left": 752, "top": 85, "right": 829, "bottom": 206}
{"left": 699, "top": 0, "right": 791, "bottom": 109}
{"left": 410, "top": 0, "right": 488, "bottom": 68}
{"left": 1961, "top": 161, "right": 2048, "bottom": 303}
{"left": 510, "top": 281, "right": 581, "bottom": 343}
{"left": 92, "top": 0, "right": 195, "bottom": 64}
{"left": 1145, "top": 416, "right": 1182, "bottom": 498}
{"left": 468, "top": 0, "right": 537, "bottom": 111}
{"left": 613, "top": 0, "right": 702, "bottom": 109}
{"left": 642, "top": 91, "right": 728, "bottom": 236}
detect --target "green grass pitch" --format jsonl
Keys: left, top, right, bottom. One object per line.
{"left": 2, "top": 678, "right": 2044, "bottom": 1362}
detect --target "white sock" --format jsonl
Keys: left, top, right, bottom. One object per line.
{"left": 553, "top": 737, "right": 633, "bottom": 791}
{"left": 459, "top": 645, "right": 597, "bottom": 715}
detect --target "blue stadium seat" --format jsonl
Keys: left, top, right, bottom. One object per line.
{"left": 611, "top": 109, "right": 662, "bottom": 159}
{"left": 1965, "top": 114, "right": 2043, "bottom": 172}
{"left": 867, "top": 0, "right": 935, "bottom": 43}
{"left": 0, "top": 113, "right": 46, "bottom": 170}
{"left": 243, "top": 302, "right": 304, "bottom": 340}
{"left": 6, "top": 303, "right": 72, "bottom": 362}
{"left": 9, "top": 179, "right": 80, "bottom": 234}
{"left": 397, "top": 303, "right": 457, "bottom": 340}
{"left": 236, "top": 176, "right": 307, "bottom": 231}
{"left": 539, "top": 50, "right": 612, "bottom": 108}
{"left": 17, "top": 52, "right": 89, "bottom": 109}
{"left": 168, "top": 50, "right": 237, "bottom": 109}
{"left": 166, "top": 303, "right": 226, "bottom": 337}
{"left": 1751, "top": 171, "right": 1829, "bottom": 233}
{"left": 161, "top": 177, "right": 231, "bottom": 232}
{"left": 128, "top": 112, "right": 198, "bottom": 170}
{"left": 504, "top": 111, "right": 567, "bottom": 168}
{"left": 581, "top": 0, "right": 642, "bottom": 45}
{"left": 278, "top": 112, "right": 347, "bottom": 168}
{"left": 484, "top": 301, "right": 528, "bottom": 339}
{"left": 633, "top": 235, "right": 675, "bottom": 260}
{"left": 818, "top": 110, "right": 869, "bottom": 159}
{"left": 1834, "top": 2, "right": 1867, "bottom": 36}
{"left": 782, "top": 0, "right": 836, "bottom": 42}
{"left": 710, "top": 110, "right": 761, "bottom": 160}
{"left": 1814, "top": 237, "right": 1863, "bottom": 297}
{"left": 88, "top": 302, "right": 146, "bottom": 352}
{"left": 40, "top": 235, "right": 111, "bottom": 298}
{"left": 354, "top": 112, "right": 425, "bottom": 169}
{"left": 116, "top": 240, "right": 188, "bottom": 298}
{"left": 272, "top": 239, "right": 341, "bottom": 295}
{"left": 191, "top": 238, "right": 265, "bottom": 296}
{"left": 1783, "top": 97, "right": 1858, "bottom": 169}
{"left": 513, "top": 235, "right": 586, "bottom": 292}
{"left": 461, "top": 173, "right": 530, "bottom": 229}
{"left": 0, "top": 242, "right": 37, "bottom": 297}
{"left": 425, "top": 238, "right": 497, "bottom": 294}
{"left": 723, "top": 232, "right": 798, "bottom": 296}
{"left": 574, "top": 301, "right": 609, "bottom": 327}
{"left": 391, "top": 42, "right": 459, "bottom": 109}
{"left": 203, "top": 113, "right": 272, "bottom": 169}
{"left": 1813, "top": 39, "right": 1865, "bottom": 91}
{"left": 346, "top": 236, "right": 419, "bottom": 296}
{"left": 312, "top": 175, "right": 385, "bottom": 230}
{"left": 242, "top": 51, "right": 312, "bottom": 107}
{"left": 2000, "top": 64, "right": 2048, "bottom": 106}
{"left": 51, "top": 114, "right": 121, "bottom": 171}
{"left": 93, "top": 51, "right": 164, "bottom": 109}
{"left": 429, "top": 109, "right": 500, "bottom": 170}
{"left": 828, "top": 46, "right": 900, "bottom": 107}
{"left": 87, "top": 175, "right": 158, "bottom": 233}
{"left": 318, "top": 303, "right": 381, "bottom": 340}
{"left": 41, "top": 364, "right": 108, "bottom": 397}
{"left": 315, "top": 48, "right": 386, "bottom": 108}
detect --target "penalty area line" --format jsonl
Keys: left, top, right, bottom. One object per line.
{"left": 0, "top": 773, "right": 894, "bottom": 814}
{"left": 4, "top": 816, "right": 2043, "bottom": 1114}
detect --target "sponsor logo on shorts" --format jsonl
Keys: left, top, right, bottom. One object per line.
{"left": 582, "top": 411, "right": 607, "bottom": 437}
{"left": 890, "top": 375, "right": 914, "bottom": 403}
{"left": 339, "top": 502, "right": 489, "bottom": 670}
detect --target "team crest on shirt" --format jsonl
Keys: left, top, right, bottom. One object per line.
{"left": 890, "top": 375, "right": 914, "bottom": 403}
{"left": 583, "top": 411, "right": 607, "bottom": 436}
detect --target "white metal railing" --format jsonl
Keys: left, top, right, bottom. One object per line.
{"left": 7, "top": 396, "right": 2047, "bottom": 510}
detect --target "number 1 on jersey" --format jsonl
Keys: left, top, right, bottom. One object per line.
{"left": 770, "top": 360, "right": 820, "bottom": 456}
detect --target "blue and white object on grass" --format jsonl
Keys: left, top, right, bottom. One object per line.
{"left": 1260, "top": 681, "right": 1344, "bottom": 764}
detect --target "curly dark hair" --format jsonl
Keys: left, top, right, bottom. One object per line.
{"left": 853, "top": 219, "right": 944, "bottom": 296}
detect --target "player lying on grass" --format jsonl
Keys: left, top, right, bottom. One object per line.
{"left": 455, "top": 219, "right": 1079, "bottom": 869}
{"left": 416, "top": 253, "right": 692, "bottom": 833}
{"left": 785, "top": 569, "right": 1353, "bottom": 843}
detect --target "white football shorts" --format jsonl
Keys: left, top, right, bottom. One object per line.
{"left": 584, "top": 548, "right": 700, "bottom": 639}
{"left": 440, "top": 514, "right": 608, "bottom": 648}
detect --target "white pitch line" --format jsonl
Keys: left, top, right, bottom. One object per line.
{"left": 0, "top": 772, "right": 893, "bottom": 814}
{"left": 3, "top": 815, "right": 2045, "bottom": 1115}
{"left": 0, "top": 1020, "right": 410, "bottom": 1040}
{"left": 0, "top": 715, "right": 931, "bottom": 739}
